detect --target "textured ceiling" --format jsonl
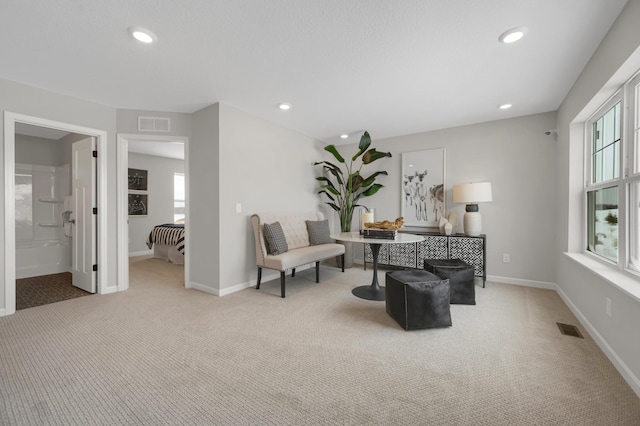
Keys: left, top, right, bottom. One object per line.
{"left": 0, "top": 0, "right": 629, "bottom": 144}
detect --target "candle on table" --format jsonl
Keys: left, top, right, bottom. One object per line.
{"left": 362, "top": 212, "right": 374, "bottom": 227}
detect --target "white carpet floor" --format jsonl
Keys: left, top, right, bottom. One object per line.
{"left": 1, "top": 257, "right": 639, "bottom": 425}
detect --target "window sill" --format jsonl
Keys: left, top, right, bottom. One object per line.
{"left": 564, "top": 252, "right": 640, "bottom": 302}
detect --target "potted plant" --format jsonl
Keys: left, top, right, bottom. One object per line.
{"left": 314, "top": 131, "right": 392, "bottom": 233}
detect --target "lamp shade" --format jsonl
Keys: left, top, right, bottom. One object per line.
{"left": 452, "top": 182, "right": 493, "bottom": 203}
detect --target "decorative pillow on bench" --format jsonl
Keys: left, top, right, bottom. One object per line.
{"left": 264, "top": 222, "right": 288, "bottom": 255}
{"left": 306, "top": 220, "right": 333, "bottom": 245}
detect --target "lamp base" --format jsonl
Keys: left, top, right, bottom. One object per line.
{"left": 463, "top": 211, "right": 482, "bottom": 236}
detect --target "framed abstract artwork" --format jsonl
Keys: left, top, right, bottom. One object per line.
{"left": 128, "top": 168, "right": 148, "bottom": 191}
{"left": 401, "top": 148, "right": 445, "bottom": 227}
{"left": 128, "top": 193, "right": 148, "bottom": 216}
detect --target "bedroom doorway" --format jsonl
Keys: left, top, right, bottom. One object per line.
{"left": 116, "top": 134, "right": 190, "bottom": 291}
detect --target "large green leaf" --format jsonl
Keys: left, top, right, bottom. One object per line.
{"left": 348, "top": 172, "right": 364, "bottom": 192}
{"left": 315, "top": 160, "right": 342, "bottom": 172}
{"left": 362, "top": 148, "right": 392, "bottom": 164}
{"left": 317, "top": 176, "right": 336, "bottom": 190}
{"left": 315, "top": 162, "right": 345, "bottom": 185}
{"left": 326, "top": 166, "right": 344, "bottom": 185}
{"left": 327, "top": 202, "right": 340, "bottom": 212}
{"left": 317, "top": 189, "right": 336, "bottom": 202}
{"left": 321, "top": 184, "right": 340, "bottom": 196}
{"left": 324, "top": 145, "right": 345, "bottom": 163}
{"left": 360, "top": 171, "right": 388, "bottom": 188}
{"left": 361, "top": 183, "right": 384, "bottom": 197}
{"left": 351, "top": 131, "right": 372, "bottom": 161}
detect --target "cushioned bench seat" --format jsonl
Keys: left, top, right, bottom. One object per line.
{"left": 262, "top": 244, "right": 345, "bottom": 272}
{"left": 252, "top": 212, "right": 345, "bottom": 298}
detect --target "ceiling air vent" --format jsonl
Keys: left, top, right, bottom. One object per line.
{"left": 138, "top": 116, "right": 171, "bottom": 132}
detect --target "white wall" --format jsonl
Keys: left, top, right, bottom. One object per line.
{"left": 189, "top": 102, "right": 324, "bottom": 295}
{"left": 339, "top": 113, "right": 558, "bottom": 284}
{"left": 15, "top": 134, "right": 66, "bottom": 166}
{"left": 0, "top": 78, "right": 118, "bottom": 314}
{"left": 217, "top": 103, "right": 323, "bottom": 293}
{"left": 556, "top": 0, "right": 640, "bottom": 394}
{"left": 189, "top": 104, "right": 221, "bottom": 293}
{"left": 128, "top": 152, "right": 184, "bottom": 253}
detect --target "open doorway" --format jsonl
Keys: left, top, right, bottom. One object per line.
{"left": 116, "top": 134, "right": 189, "bottom": 291}
{"left": 3, "top": 112, "right": 108, "bottom": 316}
{"left": 14, "top": 124, "right": 95, "bottom": 309}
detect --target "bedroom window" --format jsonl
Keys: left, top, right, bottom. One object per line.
{"left": 174, "top": 173, "right": 185, "bottom": 223}
{"left": 585, "top": 70, "right": 640, "bottom": 274}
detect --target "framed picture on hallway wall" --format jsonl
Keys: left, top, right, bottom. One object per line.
{"left": 128, "top": 193, "right": 148, "bottom": 216}
{"left": 128, "top": 168, "right": 148, "bottom": 191}
{"left": 401, "top": 148, "right": 445, "bottom": 227}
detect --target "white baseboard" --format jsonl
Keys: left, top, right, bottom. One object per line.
{"left": 188, "top": 264, "right": 315, "bottom": 297}
{"left": 487, "top": 275, "right": 557, "bottom": 290}
{"left": 0, "top": 308, "right": 6, "bottom": 317}
{"left": 219, "top": 281, "right": 254, "bottom": 296}
{"left": 188, "top": 280, "right": 255, "bottom": 297}
{"left": 188, "top": 281, "right": 220, "bottom": 296}
{"left": 129, "top": 250, "right": 153, "bottom": 257}
{"left": 99, "top": 286, "right": 118, "bottom": 295}
{"left": 555, "top": 286, "right": 640, "bottom": 398}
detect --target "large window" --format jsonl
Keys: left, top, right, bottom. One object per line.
{"left": 586, "top": 71, "right": 640, "bottom": 274}
{"left": 174, "top": 173, "right": 185, "bottom": 223}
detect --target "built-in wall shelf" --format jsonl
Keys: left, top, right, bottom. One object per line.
{"left": 37, "top": 198, "right": 63, "bottom": 204}
{"left": 38, "top": 223, "right": 61, "bottom": 228}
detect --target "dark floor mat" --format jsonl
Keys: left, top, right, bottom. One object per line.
{"left": 16, "top": 272, "right": 91, "bottom": 310}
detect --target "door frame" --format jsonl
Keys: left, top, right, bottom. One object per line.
{"left": 116, "top": 134, "right": 190, "bottom": 291}
{"left": 3, "top": 111, "right": 108, "bottom": 316}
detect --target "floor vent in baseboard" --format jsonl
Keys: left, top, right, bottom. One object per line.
{"left": 556, "top": 322, "right": 583, "bottom": 338}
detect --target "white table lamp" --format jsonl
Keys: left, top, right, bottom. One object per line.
{"left": 452, "top": 182, "right": 492, "bottom": 236}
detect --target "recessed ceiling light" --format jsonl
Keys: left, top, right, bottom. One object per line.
{"left": 129, "top": 26, "right": 157, "bottom": 44}
{"left": 278, "top": 103, "right": 291, "bottom": 110}
{"left": 498, "top": 27, "right": 528, "bottom": 44}
{"left": 499, "top": 104, "right": 512, "bottom": 110}
{"left": 340, "top": 134, "right": 349, "bottom": 139}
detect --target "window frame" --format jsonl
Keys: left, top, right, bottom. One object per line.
{"left": 584, "top": 70, "right": 640, "bottom": 278}
{"left": 624, "top": 72, "right": 640, "bottom": 273}
{"left": 584, "top": 92, "right": 623, "bottom": 267}
{"left": 173, "top": 172, "right": 185, "bottom": 223}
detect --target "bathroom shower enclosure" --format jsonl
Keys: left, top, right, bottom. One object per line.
{"left": 15, "top": 163, "right": 71, "bottom": 279}
{"left": 13, "top": 135, "right": 97, "bottom": 294}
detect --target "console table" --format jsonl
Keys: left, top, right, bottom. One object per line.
{"left": 364, "top": 230, "right": 486, "bottom": 287}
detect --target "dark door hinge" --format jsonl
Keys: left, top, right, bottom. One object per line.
{"left": 93, "top": 207, "right": 97, "bottom": 214}
{"left": 92, "top": 264, "right": 98, "bottom": 272}
{"left": 92, "top": 150, "right": 97, "bottom": 158}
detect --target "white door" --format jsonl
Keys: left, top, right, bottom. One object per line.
{"left": 72, "top": 137, "right": 96, "bottom": 293}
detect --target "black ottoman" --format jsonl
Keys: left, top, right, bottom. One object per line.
{"left": 385, "top": 270, "right": 452, "bottom": 330}
{"left": 424, "top": 259, "right": 475, "bottom": 305}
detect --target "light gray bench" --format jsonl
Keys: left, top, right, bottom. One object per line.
{"left": 251, "top": 212, "right": 345, "bottom": 297}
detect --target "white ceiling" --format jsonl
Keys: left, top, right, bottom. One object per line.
{"left": 0, "top": 1, "right": 629, "bottom": 144}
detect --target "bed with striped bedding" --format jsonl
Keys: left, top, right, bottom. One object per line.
{"left": 146, "top": 224, "right": 185, "bottom": 262}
